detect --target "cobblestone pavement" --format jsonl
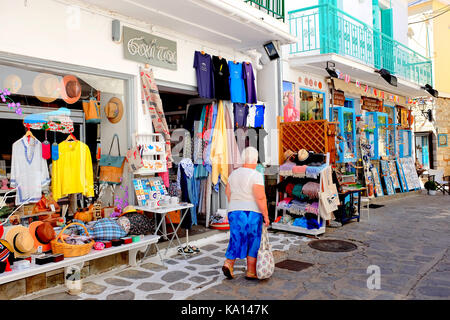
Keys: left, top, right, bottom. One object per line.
{"left": 23, "top": 193, "right": 449, "bottom": 300}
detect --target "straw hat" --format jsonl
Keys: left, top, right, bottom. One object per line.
{"left": 33, "top": 73, "right": 61, "bottom": 103}
{"left": 3, "top": 74, "right": 22, "bottom": 94}
{"left": 29, "top": 221, "right": 55, "bottom": 252}
{"left": 283, "top": 149, "right": 296, "bottom": 161}
{"left": 5, "top": 225, "right": 36, "bottom": 257}
{"left": 122, "top": 205, "right": 137, "bottom": 214}
{"left": 105, "top": 97, "right": 124, "bottom": 124}
{"left": 61, "top": 75, "right": 82, "bottom": 104}
{"left": 297, "top": 149, "right": 310, "bottom": 162}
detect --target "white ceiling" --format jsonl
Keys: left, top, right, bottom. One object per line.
{"left": 74, "top": 0, "right": 296, "bottom": 49}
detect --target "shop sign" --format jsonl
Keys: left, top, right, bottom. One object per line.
{"left": 123, "top": 26, "right": 177, "bottom": 70}
{"left": 333, "top": 90, "right": 345, "bottom": 106}
{"left": 362, "top": 97, "right": 381, "bottom": 112}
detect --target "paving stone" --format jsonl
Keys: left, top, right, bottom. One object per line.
{"left": 185, "top": 266, "right": 197, "bottom": 271}
{"left": 198, "top": 270, "right": 220, "bottom": 277}
{"left": 417, "top": 286, "right": 450, "bottom": 298}
{"left": 33, "top": 292, "right": 80, "bottom": 300}
{"left": 146, "top": 292, "right": 174, "bottom": 300}
{"left": 136, "top": 282, "right": 165, "bottom": 292}
{"left": 161, "top": 271, "right": 190, "bottom": 283}
{"left": 106, "top": 290, "right": 135, "bottom": 300}
{"left": 140, "top": 262, "right": 167, "bottom": 272}
{"left": 189, "top": 276, "right": 207, "bottom": 284}
{"left": 104, "top": 278, "right": 133, "bottom": 287}
{"left": 169, "top": 282, "right": 192, "bottom": 291}
{"left": 272, "top": 245, "right": 284, "bottom": 250}
{"left": 117, "top": 269, "right": 154, "bottom": 280}
{"left": 201, "top": 244, "right": 219, "bottom": 251}
{"left": 212, "top": 251, "right": 225, "bottom": 258}
{"left": 83, "top": 282, "right": 107, "bottom": 295}
{"left": 188, "top": 256, "right": 220, "bottom": 265}
{"left": 165, "top": 259, "right": 179, "bottom": 265}
{"left": 218, "top": 239, "right": 229, "bottom": 244}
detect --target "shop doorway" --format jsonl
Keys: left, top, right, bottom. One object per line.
{"left": 415, "top": 132, "right": 433, "bottom": 169}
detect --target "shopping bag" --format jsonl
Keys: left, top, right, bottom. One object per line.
{"left": 319, "top": 167, "right": 339, "bottom": 219}
{"left": 99, "top": 134, "right": 125, "bottom": 185}
{"left": 82, "top": 98, "right": 101, "bottom": 124}
{"left": 256, "top": 226, "right": 274, "bottom": 280}
{"left": 125, "top": 146, "right": 143, "bottom": 172}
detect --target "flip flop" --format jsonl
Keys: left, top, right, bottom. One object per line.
{"left": 222, "top": 262, "right": 234, "bottom": 279}
{"left": 245, "top": 272, "right": 258, "bottom": 280}
{"left": 188, "top": 245, "right": 200, "bottom": 253}
{"left": 178, "top": 246, "right": 194, "bottom": 255}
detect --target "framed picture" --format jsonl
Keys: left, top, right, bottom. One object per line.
{"left": 438, "top": 134, "right": 448, "bottom": 147}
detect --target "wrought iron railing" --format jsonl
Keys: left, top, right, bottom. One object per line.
{"left": 288, "top": 4, "right": 432, "bottom": 86}
{"left": 244, "top": 0, "right": 285, "bottom": 22}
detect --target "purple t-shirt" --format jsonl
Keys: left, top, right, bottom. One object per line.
{"left": 233, "top": 103, "right": 248, "bottom": 128}
{"left": 193, "top": 51, "right": 215, "bottom": 99}
{"left": 243, "top": 62, "right": 257, "bottom": 104}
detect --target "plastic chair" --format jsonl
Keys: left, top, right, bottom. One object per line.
{"left": 428, "top": 169, "right": 450, "bottom": 195}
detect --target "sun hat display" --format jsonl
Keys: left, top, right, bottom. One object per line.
{"left": 61, "top": 75, "right": 82, "bottom": 104}
{"left": 297, "top": 149, "right": 309, "bottom": 162}
{"left": 3, "top": 74, "right": 22, "bottom": 94}
{"left": 105, "top": 97, "right": 124, "bottom": 124}
{"left": 33, "top": 73, "right": 61, "bottom": 103}
{"left": 29, "top": 221, "right": 56, "bottom": 252}
{"left": 5, "top": 225, "right": 37, "bottom": 257}
{"left": 283, "top": 149, "right": 295, "bottom": 161}
{"left": 122, "top": 205, "right": 137, "bottom": 214}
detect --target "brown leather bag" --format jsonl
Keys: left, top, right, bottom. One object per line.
{"left": 99, "top": 134, "right": 125, "bottom": 185}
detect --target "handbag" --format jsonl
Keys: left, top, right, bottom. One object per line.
{"left": 82, "top": 98, "right": 101, "bottom": 124}
{"left": 125, "top": 146, "right": 143, "bottom": 172}
{"left": 99, "top": 134, "right": 125, "bottom": 185}
{"left": 256, "top": 226, "right": 274, "bottom": 280}
{"left": 319, "top": 167, "right": 339, "bottom": 219}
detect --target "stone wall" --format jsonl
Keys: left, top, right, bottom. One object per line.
{"left": 435, "top": 97, "right": 450, "bottom": 176}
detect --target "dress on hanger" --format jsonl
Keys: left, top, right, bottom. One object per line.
{"left": 10, "top": 137, "right": 50, "bottom": 205}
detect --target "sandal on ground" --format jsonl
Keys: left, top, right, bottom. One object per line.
{"left": 245, "top": 272, "right": 258, "bottom": 280}
{"left": 178, "top": 246, "right": 194, "bottom": 255}
{"left": 222, "top": 262, "right": 234, "bottom": 279}
{"left": 188, "top": 245, "right": 200, "bottom": 253}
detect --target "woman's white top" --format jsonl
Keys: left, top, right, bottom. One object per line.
{"left": 227, "top": 167, "right": 264, "bottom": 213}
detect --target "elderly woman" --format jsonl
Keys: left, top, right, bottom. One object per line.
{"left": 222, "top": 147, "right": 270, "bottom": 280}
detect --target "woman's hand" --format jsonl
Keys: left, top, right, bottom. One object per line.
{"left": 264, "top": 215, "right": 270, "bottom": 227}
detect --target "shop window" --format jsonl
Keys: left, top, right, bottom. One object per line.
{"left": 298, "top": 89, "right": 324, "bottom": 121}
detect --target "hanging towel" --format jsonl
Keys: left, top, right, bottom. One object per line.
{"left": 210, "top": 101, "right": 229, "bottom": 185}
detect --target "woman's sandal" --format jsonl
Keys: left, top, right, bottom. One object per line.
{"left": 245, "top": 272, "right": 258, "bottom": 280}
{"left": 222, "top": 262, "right": 234, "bottom": 279}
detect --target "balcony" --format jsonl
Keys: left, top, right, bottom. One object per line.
{"left": 244, "top": 0, "right": 285, "bottom": 21}
{"left": 288, "top": 4, "right": 432, "bottom": 86}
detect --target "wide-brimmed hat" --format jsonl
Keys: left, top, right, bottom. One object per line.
{"left": 5, "top": 225, "right": 36, "bottom": 257}
{"left": 297, "top": 149, "right": 310, "bottom": 162}
{"left": 32, "top": 73, "right": 61, "bottom": 103}
{"left": 122, "top": 205, "right": 137, "bottom": 214}
{"left": 105, "top": 97, "right": 124, "bottom": 124}
{"left": 283, "top": 149, "right": 296, "bottom": 161}
{"left": 61, "top": 75, "right": 82, "bottom": 104}
{"left": 3, "top": 74, "right": 22, "bottom": 94}
{"left": 29, "top": 221, "right": 55, "bottom": 252}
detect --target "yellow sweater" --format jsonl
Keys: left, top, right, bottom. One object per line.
{"left": 52, "top": 140, "right": 94, "bottom": 201}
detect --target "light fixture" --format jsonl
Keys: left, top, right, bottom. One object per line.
{"left": 325, "top": 61, "right": 338, "bottom": 78}
{"left": 375, "top": 68, "right": 397, "bottom": 87}
{"left": 263, "top": 42, "right": 280, "bottom": 60}
{"left": 418, "top": 100, "right": 433, "bottom": 122}
{"left": 421, "top": 84, "right": 439, "bottom": 98}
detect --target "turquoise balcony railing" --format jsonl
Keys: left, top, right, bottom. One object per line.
{"left": 288, "top": 4, "right": 432, "bottom": 86}
{"left": 244, "top": 0, "right": 285, "bottom": 21}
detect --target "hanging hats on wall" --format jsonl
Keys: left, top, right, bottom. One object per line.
{"left": 29, "top": 221, "right": 56, "bottom": 252}
{"left": 5, "top": 225, "right": 37, "bottom": 257}
{"left": 33, "top": 73, "right": 61, "bottom": 103}
{"left": 3, "top": 74, "right": 22, "bottom": 94}
{"left": 105, "top": 97, "right": 124, "bottom": 124}
{"left": 61, "top": 75, "right": 82, "bottom": 104}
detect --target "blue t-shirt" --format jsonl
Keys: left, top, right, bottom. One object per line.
{"left": 233, "top": 103, "right": 248, "bottom": 128}
{"left": 193, "top": 51, "right": 214, "bottom": 99}
{"left": 228, "top": 62, "right": 246, "bottom": 103}
{"left": 254, "top": 104, "right": 265, "bottom": 128}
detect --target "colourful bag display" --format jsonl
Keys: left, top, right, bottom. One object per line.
{"left": 256, "top": 226, "right": 274, "bottom": 280}
{"left": 99, "top": 134, "right": 125, "bottom": 185}
{"left": 82, "top": 98, "right": 101, "bottom": 124}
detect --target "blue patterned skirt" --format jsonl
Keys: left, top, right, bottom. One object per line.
{"left": 225, "top": 210, "right": 263, "bottom": 260}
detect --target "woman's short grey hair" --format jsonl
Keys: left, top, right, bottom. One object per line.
{"left": 241, "top": 147, "right": 259, "bottom": 164}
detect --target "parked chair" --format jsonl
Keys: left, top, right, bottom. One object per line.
{"left": 360, "top": 197, "right": 370, "bottom": 221}
{"left": 428, "top": 169, "right": 450, "bottom": 195}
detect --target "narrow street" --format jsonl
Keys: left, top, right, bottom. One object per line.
{"left": 24, "top": 193, "right": 450, "bottom": 300}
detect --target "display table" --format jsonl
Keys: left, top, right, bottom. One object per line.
{"left": 336, "top": 188, "right": 365, "bottom": 224}
{"left": 0, "top": 234, "right": 160, "bottom": 285}
{"left": 135, "top": 203, "right": 193, "bottom": 262}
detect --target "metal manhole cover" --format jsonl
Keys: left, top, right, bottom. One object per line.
{"left": 308, "top": 239, "right": 357, "bottom": 252}
{"left": 275, "top": 259, "right": 313, "bottom": 272}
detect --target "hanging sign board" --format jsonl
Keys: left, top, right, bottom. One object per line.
{"left": 362, "top": 97, "right": 381, "bottom": 112}
{"left": 333, "top": 90, "right": 345, "bottom": 106}
{"left": 123, "top": 26, "right": 177, "bottom": 70}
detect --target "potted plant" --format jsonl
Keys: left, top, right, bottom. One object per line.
{"left": 424, "top": 180, "right": 438, "bottom": 195}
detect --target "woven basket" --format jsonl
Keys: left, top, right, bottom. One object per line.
{"left": 51, "top": 222, "right": 94, "bottom": 258}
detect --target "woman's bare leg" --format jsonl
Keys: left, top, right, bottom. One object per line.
{"left": 247, "top": 256, "right": 257, "bottom": 275}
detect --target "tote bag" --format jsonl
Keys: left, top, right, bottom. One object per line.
{"left": 125, "top": 146, "right": 143, "bottom": 172}
{"left": 82, "top": 98, "right": 101, "bottom": 124}
{"left": 256, "top": 226, "right": 274, "bottom": 280}
{"left": 319, "top": 166, "right": 339, "bottom": 219}
{"left": 99, "top": 134, "right": 125, "bottom": 185}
